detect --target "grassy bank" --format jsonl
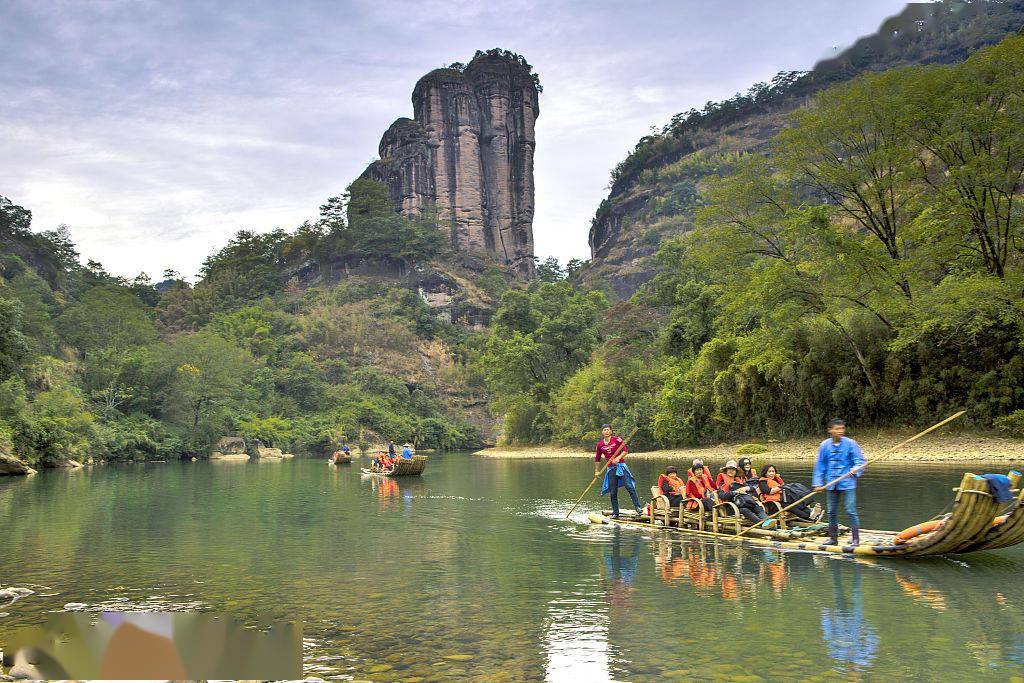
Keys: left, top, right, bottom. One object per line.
{"left": 475, "top": 431, "right": 1024, "bottom": 466}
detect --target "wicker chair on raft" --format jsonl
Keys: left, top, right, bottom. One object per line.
{"left": 647, "top": 486, "right": 821, "bottom": 536}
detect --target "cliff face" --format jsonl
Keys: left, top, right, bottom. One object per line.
{"left": 362, "top": 50, "right": 540, "bottom": 277}
{"left": 584, "top": 1, "right": 1024, "bottom": 298}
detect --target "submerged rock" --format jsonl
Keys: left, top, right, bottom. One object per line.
{"left": 0, "top": 587, "right": 34, "bottom": 605}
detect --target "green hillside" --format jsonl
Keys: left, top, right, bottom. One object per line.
{"left": 506, "top": 31, "right": 1024, "bottom": 450}
{"left": 0, "top": 180, "right": 500, "bottom": 467}
{"left": 585, "top": 0, "right": 1024, "bottom": 298}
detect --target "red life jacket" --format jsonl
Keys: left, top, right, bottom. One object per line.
{"left": 716, "top": 471, "right": 746, "bottom": 492}
{"left": 685, "top": 468, "right": 714, "bottom": 509}
{"left": 658, "top": 473, "right": 686, "bottom": 497}
{"left": 760, "top": 474, "right": 785, "bottom": 503}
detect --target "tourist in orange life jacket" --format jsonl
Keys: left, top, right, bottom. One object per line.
{"left": 758, "top": 464, "right": 818, "bottom": 521}
{"left": 684, "top": 459, "right": 717, "bottom": 511}
{"left": 657, "top": 466, "right": 687, "bottom": 507}
{"left": 717, "top": 459, "right": 772, "bottom": 526}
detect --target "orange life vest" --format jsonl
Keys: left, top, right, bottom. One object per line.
{"left": 716, "top": 471, "right": 747, "bottom": 492}
{"left": 759, "top": 474, "right": 785, "bottom": 503}
{"left": 685, "top": 468, "right": 715, "bottom": 509}
{"left": 658, "top": 473, "right": 686, "bottom": 497}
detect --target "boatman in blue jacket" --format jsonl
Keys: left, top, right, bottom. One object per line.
{"left": 813, "top": 418, "right": 867, "bottom": 546}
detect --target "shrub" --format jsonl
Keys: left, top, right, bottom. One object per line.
{"left": 994, "top": 411, "right": 1024, "bottom": 439}
{"left": 737, "top": 443, "right": 770, "bottom": 455}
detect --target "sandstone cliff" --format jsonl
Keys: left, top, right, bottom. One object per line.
{"left": 584, "top": 1, "right": 1024, "bottom": 298}
{"left": 362, "top": 49, "right": 540, "bottom": 277}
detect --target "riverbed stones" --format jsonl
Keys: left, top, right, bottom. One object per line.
{"left": 0, "top": 587, "right": 34, "bottom": 605}
{"left": 442, "top": 654, "right": 474, "bottom": 662}
{"left": 8, "top": 651, "right": 41, "bottom": 680}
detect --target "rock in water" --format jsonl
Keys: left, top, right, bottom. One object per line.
{"left": 0, "top": 587, "right": 34, "bottom": 605}
{"left": 361, "top": 49, "right": 540, "bottom": 278}
{"left": 215, "top": 436, "right": 248, "bottom": 454}
{"left": 0, "top": 449, "right": 34, "bottom": 476}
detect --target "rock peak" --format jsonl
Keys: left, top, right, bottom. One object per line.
{"left": 362, "top": 50, "right": 540, "bottom": 277}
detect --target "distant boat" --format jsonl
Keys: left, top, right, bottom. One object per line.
{"left": 328, "top": 452, "right": 353, "bottom": 465}
{"left": 361, "top": 455, "right": 427, "bottom": 477}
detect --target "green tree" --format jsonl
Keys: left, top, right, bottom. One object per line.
{"left": 346, "top": 179, "right": 446, "bottom": 264}
{"left": 0, "top": 297, "right": 28, "bottom": 379}
{"left": 57, "top": 285, "right": 157, "bottom": 354}
{"left": 162, "top": 332, "right": 255, "bottom": 451}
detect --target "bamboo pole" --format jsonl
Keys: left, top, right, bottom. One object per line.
{"left": 732, "top": 411, "right": 966, "bottom": 539}
{"left": 565, "top": 427, "right": 640, "bottom": 519}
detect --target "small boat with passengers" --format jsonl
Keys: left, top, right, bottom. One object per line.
{"left": 590, "top": 471, "right": 1024, "bottom": 558}
{"left": 361, "top": 455, "right": 428, "bottom": 477}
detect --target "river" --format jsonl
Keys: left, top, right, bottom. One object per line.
{"left": 2, "top": 454, "right": 1023, "bottom": 681}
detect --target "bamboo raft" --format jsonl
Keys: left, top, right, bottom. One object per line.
{"left": 360, "top": 455, "right": 428, "bottom": 477}
{"left": 328, "top": 454, "right": 352, "bottom": 465}
{"left": 589, "top": 472, "right": 1024, "bottom": 558}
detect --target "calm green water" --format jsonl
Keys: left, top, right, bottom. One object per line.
{"left": 2, "top": 454, "right": 1023, "bottom": 681}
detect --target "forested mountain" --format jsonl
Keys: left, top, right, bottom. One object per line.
{"left": 5, "top": 8, "right": 1024, "bottom": 467}
{"left": 0, "top": 180, "right": 507, "bottom": 468}
{"left": 585, "top": 0, "right": 1024, "bottom": 298}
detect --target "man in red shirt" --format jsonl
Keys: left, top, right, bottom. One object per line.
{"left": 595, "top": 424, "right": 642, "bottom": 518}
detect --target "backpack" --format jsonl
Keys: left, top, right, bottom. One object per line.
{"left": 781, "top": 482, "right": 811, "bottom": 505}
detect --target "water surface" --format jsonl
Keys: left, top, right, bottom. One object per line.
{"left": 2, "top": 454, "right": 1023, "bottom": 681}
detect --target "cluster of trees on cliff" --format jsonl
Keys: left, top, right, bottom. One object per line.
{"left": 0, "top": 180, "right": 479, "bottom": 466}
{"left": 491, "top": 34, "right": 1024, "bottom": 447}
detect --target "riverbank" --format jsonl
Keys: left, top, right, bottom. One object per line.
{"left": 474, "top": 431, "right": 1024, "bottom": 465}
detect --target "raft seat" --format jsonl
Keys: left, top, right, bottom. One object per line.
{"left": 649, "top": 488, "right": 745, "bottom": 534}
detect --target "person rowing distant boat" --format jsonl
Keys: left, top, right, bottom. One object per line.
{"left": 595, "top": 424, "right": 642, "bottom": 519}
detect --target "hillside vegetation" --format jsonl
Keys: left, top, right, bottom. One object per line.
{"left": 0, "top": 180, "right": 498, "bottom": 466}
{"left": 494, "top": 34, "right": 1024, "bottom": 449}
{"left": 585, "top": 0, "right": 1024, "bottom": 297}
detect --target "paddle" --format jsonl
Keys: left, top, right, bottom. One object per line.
{"left": 565, "top": 427, "right": 640, "bottom": 519}
{"left": 732, "top": 410, "right": 966, "bottom": 539}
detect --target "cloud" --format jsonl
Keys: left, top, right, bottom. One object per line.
{"left": 0, "top": 0, "right": 908, "bottom": 277}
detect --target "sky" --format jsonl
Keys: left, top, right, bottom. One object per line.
{"left": 0, "top": 0, "right": 910, "bottom": 280}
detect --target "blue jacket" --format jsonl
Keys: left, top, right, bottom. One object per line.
{"left": 601, "top": 462, "right": 636, "bottom": 496}
{"left": 813, "top": 437, "right": 866, "bottom": 491}
{"left": 401, "top": 446, "right": 412, "bottom": 459}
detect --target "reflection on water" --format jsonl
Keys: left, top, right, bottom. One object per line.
{"left": 1, "top": 456, "right": 1023, "bottom": 681}
{"left": 822, "top": 562, "right": 879, "bottom": 674}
